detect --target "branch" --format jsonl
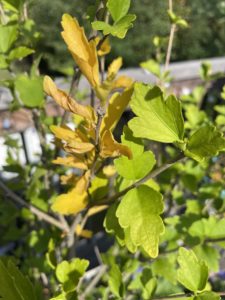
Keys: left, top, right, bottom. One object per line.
{"left": 78, "top": 265, "right": 107, "bottom": 300}
{"left": 0, "top": 179, "right": 68, "bottom": 232}
{"left": 97, "top": 153, "right": 186, "bottom": 205}
{"left": 153, "top": 291, "right": 225, "bottom": 300}
{"left": 165, "top": 0, "right": 176, "bottom": 71}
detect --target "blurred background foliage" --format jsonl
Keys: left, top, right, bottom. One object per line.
{"left": 29, "top": 0, "right": 225, "bottom": 73}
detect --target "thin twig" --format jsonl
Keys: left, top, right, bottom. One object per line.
{"left": 153, "top": 291, "right": 225, "bottom": 300}
{"left": 97, "top": 153, "right": 186, "bottom": 206}
{"left": 164, "top": 24, "right": 176, "bottom": 72}
{"left": 165, "top": 0, "right": 176, "bottom": 72}
{"left": 0, "top": 179, "right": 68, "bottom": 232}
{"left": 79, "top": 265, "right": 107, "bottom": 300}
{"left": 153, "top": 293, "right": 192, "bottom": 300}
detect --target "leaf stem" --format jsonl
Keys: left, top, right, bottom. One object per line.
{"left": 97, "top": 153, "right": 186, "bottom": 205}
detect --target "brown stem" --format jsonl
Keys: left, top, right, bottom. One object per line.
{"left": 0, "top": 179, "right": 68, "bottom": 232}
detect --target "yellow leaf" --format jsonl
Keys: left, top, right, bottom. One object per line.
{"left": 63, "top": 142, "right": 94, "bottom": 154}
{"left": 50, "top": 125, "right": 91, "bottom": 144}
{"left": 88, "top": 205, "right": 108, "bottom": 216}
{"left": 53, "top": 156, "right": 88, "bottom": 170}
{"left": 107, "top": 57, "right": 123, "bottom": 79}
{"left": 95, "top": 36, "right": 111, "bottom": 56}
{"left": 103, "top": 165, "right": 116, "bottom": 177}
{"left": 61, "top": 14, "right": 100, "bottom": 88}
{"left": 60, "top": 173, "right": 77, "bottom": 185}
{"left": 100, "top": 130, "right": 132, "bottom": 159}
{"left": 95, "top": 57, "right": 123, "bottom": 103}
{"left": 75, "top": 224, "right": 93, "bottom": 238}
{"left": 51, "top": 171, "right": 90, "bottom": 215}
{"left": 52, "top": 189, "right": 88, "bottom": 215}
{"left": 75, "top": 170, "right": 91, "bottom": 193}
{"left": 44, "top": 76, "right": 95, "bottom": 122}
{"left": 50, "top": 125, "right": 79, "bottom": 141}
{"left": 100, "top": 86, "right": 134, "bottom": 135}
{"left": 112, "top": 75, "right": 133, "bottom": 90}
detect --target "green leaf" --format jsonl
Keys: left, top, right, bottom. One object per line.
{"left": 216, "top": 115, "right": 225, "bottom": 126}
{"left": 3, "top": 0, "right": 25, "bottom": 10}
{"left": 200, "top": 62, "right": 211, "bottom": 81}
{"left": 185, "top": 105, "right": 206, "bottom": 129}
{"left": 104, "top": 203, "right": 125, "bottom": 245}
{"left": 140, "top": 59, "right": 161, "bottom": 77}
{"left": 104, "top": 203, "right": 137, "bottom": 253}
{"left": 129, "top": 83, "right": 184, "bottom": 143}
{"left": 177, "top": 247, "right": 209, "bottom": 292}
{"left": 193, "top": 245, "right": 219, "bottom": 272}
{"left": 0, "top": 260, "right": 36, "bottom": 300}
{"left": 8, "top": 47, "right": 34, "bottom": 61}
{"left": 121, "top": 126, "right": 144, "bottom": 157}
{"left": 0, "top": 55, "right": 9, "bottom": 69}
{"left": 109, "top": 264, "right": 124, "bottom": 298}
{"left": 107, "top": 0, "right": 131, "bottom": 22}
{"left": 92, "top": 14, "right": 136, "bottom": 39}
{"left": 189, "top": 216, "right": 225, "bottom": 240}
{"left": 129, "top": 268, "right": 157, "bottom": 299}
{"left": 0, "top": 25, "right": 18, "bottom": 53}
{"left": 214, "top": 105, "right": 225, "bottom": 115}
{"left": 56, "top": 259, "right": 89, "bottom": 292}
{"left": 167, "top": 10, "right": 188, "bottom": 28}
{"left": 116, "top": 185, "right": 164, "bottom": 257}
{"left": 15, "top": 75, "right": 44, "bottom": 108}
{"left": 114, "top": 151, "right": 156, "bottom": 180}
{"left": 152, "top": 256, "right": 177, "bottom": 284}
{"left": 46, "top": 239, "right": 57, "bottom": 270}
{"left": 194, "top": 291, "right": 220, "bottom": 300}
{"left": 141, "top": 268, "right": 157, "bottom": 299}
{"left": 185, "top": 125, "right": 225, "bottom": 162}
{"left": 50, "top": 291, "right": 78, "bottom": 300}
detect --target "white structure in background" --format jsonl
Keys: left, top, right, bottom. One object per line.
{"left": 1, "top": 56, "right": 225, "bottom": 174}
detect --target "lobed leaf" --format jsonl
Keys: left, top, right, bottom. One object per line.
{"left": 116, "top": 185, "right": 164, "bottom": 258}
{"left": 129, "top": 83, "right": 184, "bottom": 143}
{"left": 185, "top": 125, "right": 225, "bottom": 162}
{"left": 107, "top": 0, "right": 131, "bottom": 22}
{"left": 177, "top": 247, "right": 209, "bottom": 292}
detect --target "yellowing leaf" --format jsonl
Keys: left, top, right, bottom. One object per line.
{"left": 61, "top": 14, "right": 100, "bottom": 88}
{"left": 75, "top": 225, "right": 93, "bottom": 238}
{"left": 103, "top": 165, "right": 117, "bottom": 177}
{"left": 95, "top": 57, "right": 124, "bottom": 103}
{"left": 88, "top": 205, "right": 108, "bottom": 217}
{"left": 53, "top": 156, "right": 88, "bottom": 170}
{"left": 100, "top": 86, "right": 134, "bottom": 135}
{"left": 100, "top": 130, "right": 132, "bottom": 159}
{"left": 44, "top": 76, "right": 95, "bottom": 122}
{"left": 112, "top": 75, "right": 133, "bottom": 90}
{"left": 52, "top": 172, "right": 90, "bottom": 215}
{"left": 95, "top": 36, "right": 111, "bottom": 56}
{"left": 50, "top": 125, "right": 79, "bottom": 141}
{"left": 60, "top": 174, "right": 77, "bottom": 185}
{"left": 107, "top": 57, "right": 123, "bottom": 79}
{"left": 64, "top": 140, "right": 94, "bottom": 154}
{"left": 52, "top": 189, "right": 88, "bottom": 215}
